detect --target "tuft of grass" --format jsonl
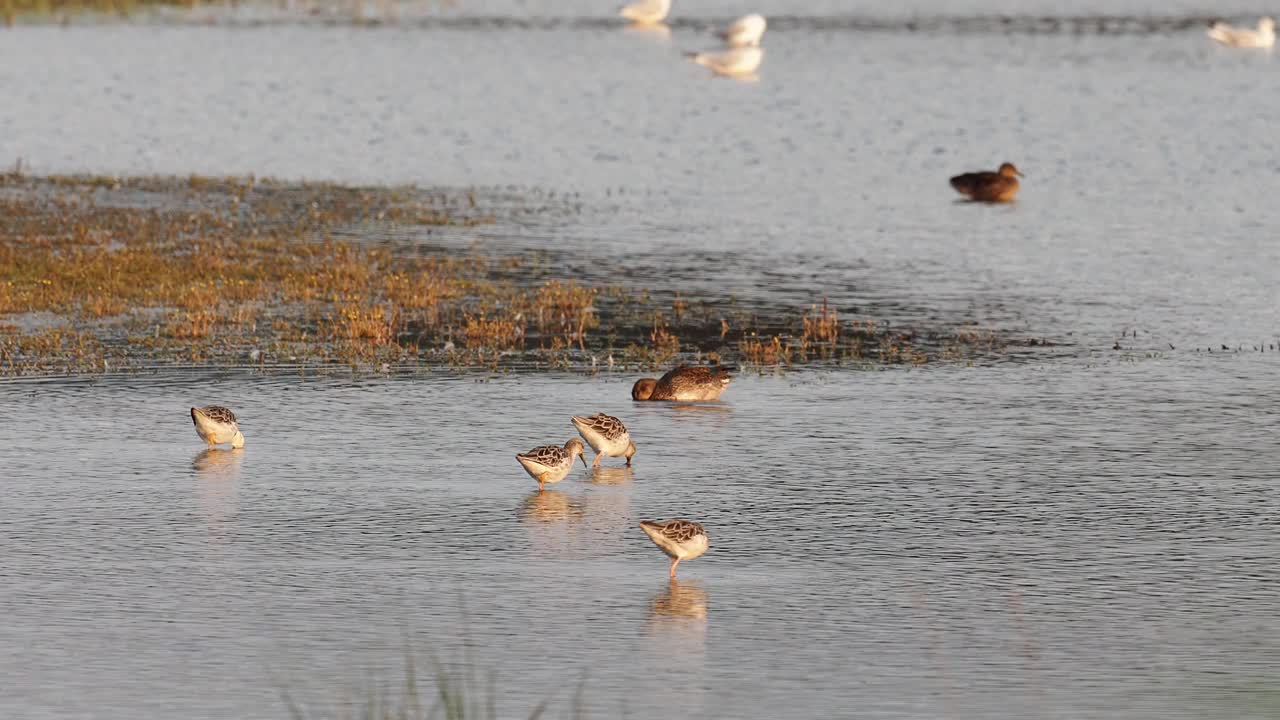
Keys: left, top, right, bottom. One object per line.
{"left": 529, "top": 280, "right": 597, "bottom": 351}
{"left": 169, "top": 309, "right": 217, "bottom": 339}
{"left": 0, "top": 325, "right": 113, "bottom": 373}
{"left": 462, "top": 313, "right": 522, "bottom": 352}
{"left": 740, "top": 333, "right": 790, "bottom": 366}
{"left": 279, "top": 650, "right": 560, "bottom": 720}
{"left": 647, "top": 313, "right": 680, "bottom": 362}
{"left": 800, "top": 299, "right": 838, "bottom": 346}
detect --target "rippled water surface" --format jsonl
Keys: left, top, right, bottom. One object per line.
{"left": 3, "top": 365, "right": 1278, "bottom": 720}
{"left": 4, "top": 8, "right": 1280, "bottom": 349}
{"left": 3, "top": 1, "right": 1280, "bottom": 718}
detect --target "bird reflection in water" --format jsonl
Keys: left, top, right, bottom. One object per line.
{"left": 579, "top": 468, "right": 633, "bottom": 553}
{"left": 623, "top": 22, "right": 672, "bottom": 39}
{"left": 518, "top": 489, "right": 587, "bottom": 555}
{"left": 193, "top": 447, "right": 243, "bottom": 474}
{"left": 647, "top": 579, "right": 708, "bottom": 666}
{"left": 649, "top": 579, "right": 708, "bottom": 622}
{"left": 589, "top": 466, "right": 634, "bottom": 486}
{"left": 667, "top": 402, "right": 732, "bottom": 433}
{"left": 192, "top": 448, "right": 243, "bottom": 533}
{"left": 517, "top": 489, "right": 585, "bottom": 525}
{"left": 670, "top": 403, "right": 731, "bottom": 416}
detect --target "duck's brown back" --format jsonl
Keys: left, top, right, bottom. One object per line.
{"left": 651, "top": 365, "right": 733, "bottom": 401}
{"left": 950, "top": 171, "right": 1019, "bottom": 202}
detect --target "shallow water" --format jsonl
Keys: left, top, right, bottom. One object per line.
{"left": 2, "top": 364, "right": 1279, "bottom": 719}
{"left": 3, "top": 2, "right": 1280, "bottom": 718}
{"left": 3, "top": 13, "right": 1280, "bottom": 350}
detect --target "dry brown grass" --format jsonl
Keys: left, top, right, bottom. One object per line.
{"left": 0, "top": 326, "right": 112, "bottom": 373}
{"left": 671, "top": 293, "right": 688, "bottom": 322}
{"left": 732, "top": 306, "right": 946, "bottom": 367}
{"left": 0, "top": 174, "right": 497, "bottom": 372}
{"left": 328, "top": 302, "right": 397, "bottom": 343}
{"left": 878, "top": 333, "right": 928, "bottom": 365}
{"left": 0, "top": 174, "right": 1014, "bottom": 375}
{"left": 740, "top": 334, "right": 791, "bottom": 366}
{"left": 3, "top": 0, "right": 159, "bottom": 25}
{"left": 529, "top": 280, "right": 597, "bottom": 350}
{"left": 648, "top": 313, "right": 681, "bottom": 362}
{"left": 801, "top": 299, "right": 839, "bottom": 346}
{"left": 169, "top": 310, "right": 217, "bottom": 339}
{"left": 463, "top": 313, "right": 522, "bottom": 352}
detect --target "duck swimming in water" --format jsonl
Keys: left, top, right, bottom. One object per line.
{"left": 950, "top": 162, "right": 1023, "bottom": 203}
{"left": 632, "top": 365, "right": 733, "bottom": 402}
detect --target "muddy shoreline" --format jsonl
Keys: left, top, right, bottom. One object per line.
{"left": 0, "top": 173, "right": 1040, "bottom": 376}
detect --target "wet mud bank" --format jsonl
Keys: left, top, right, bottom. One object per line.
{"left": 0, "top": 173, "right": 1042, "bottom": 376}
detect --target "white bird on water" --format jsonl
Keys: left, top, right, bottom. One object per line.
{"left": 719, "top": 13, "right": 767, "bottom": 47}
{"left": 1207, "top": 17, "right": 1275, "bottom": 48}
{"left": 619, "top": 0, "right": 671, "bottom": 26}
{"left": 686, "top": 46, "right": 764, "bottom": 79}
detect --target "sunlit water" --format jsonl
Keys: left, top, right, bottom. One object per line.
{"left": 2, "top": 366, "right": 1278, "bottom": 719}
{"left": 3, "top": 12, "right": 1280, "bottom": 348}
{"left": 3, "top": 3, "right": 1280, "bottom": 718}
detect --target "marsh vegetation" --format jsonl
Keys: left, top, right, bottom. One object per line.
{"left": 0, "top": 173, "right": 1019, "bottom": 376}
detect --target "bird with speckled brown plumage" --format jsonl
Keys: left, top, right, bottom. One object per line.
{"left": 632, "top": 365, "right": 733, "bottom": 402}
{"left": 516, "top": 438, "right": 587, "bottom": 492}
{"left": 190, "top": 406, "right": 245, "bottom": 448}
{"left": 571, "top": 413, "right": 636, "bottom": 467}
{"left": 640, "top": 519, "right": 709, "bottom": 578}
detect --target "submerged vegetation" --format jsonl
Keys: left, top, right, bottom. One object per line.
{"left": 279, "top": 647, "right": 583, "bottom": 720}
{"left": 0, "top": 172, "right": 1020, "bottom": 376}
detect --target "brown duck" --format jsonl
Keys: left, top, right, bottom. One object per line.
{"left": 632, "top": 365, "right": 733, "bottom": 402}
{"left": 950, "top": 162, "right": 1023, "bottom": 202}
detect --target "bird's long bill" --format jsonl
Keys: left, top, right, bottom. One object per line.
{"left": 1016, "top": 170, "right": 1026, "bottom": 177}
{"left": 579, "top": 454, "right": 589, "bottom": 468}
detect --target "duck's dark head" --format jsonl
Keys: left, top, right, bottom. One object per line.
{"left": 632, "top": 378, "right": 657, "bottom": 401}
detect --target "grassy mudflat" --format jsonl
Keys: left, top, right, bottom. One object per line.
{"left": 0, "top": 173, "right": 1020, "bottom": 376}
{"left": 2, "top": 0, "right": 201, "bottom": 24}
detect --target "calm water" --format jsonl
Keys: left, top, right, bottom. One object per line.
{"left": 3, "top": 4, "right": 1280, "bottom": 718}
{"left": 4, "top": 14, "right": 1280, "bottom": 348}
{"left": 3, "top": 365, "right": 1278, "bottom": 719}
